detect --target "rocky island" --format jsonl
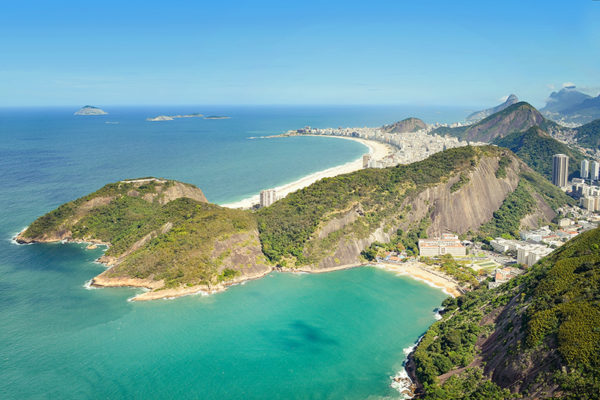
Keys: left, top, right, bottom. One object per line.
{"left": 74, "top": 105, "right": 108, "bottom": 115}
{"left": 16, "top": 146, "right": 571, "bottom": 301}
{"left": 146, "top": 113, "right": 203, "bottom": 121}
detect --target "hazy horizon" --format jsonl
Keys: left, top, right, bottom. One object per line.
{"left": 2, "top": 0, "right": 599, "bottom": 108}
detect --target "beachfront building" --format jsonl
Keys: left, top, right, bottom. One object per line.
{"left": 418, "top": 234, "right": 466, "bottom": 257}
{"left": 362, "top": 154, "right": 371, "bottom": 168}
{"left": 552, "top": 154, "right": 569, "bottom": 188}
{"left": 259, "top": 189, "right": 277, "bottom": 208}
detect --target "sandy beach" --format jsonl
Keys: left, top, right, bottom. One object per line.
{"left": 374, "top": 261, "right": 462, "bottom": 297}
{"left": 220, "top": 135, "right": 394, "bottom": 209}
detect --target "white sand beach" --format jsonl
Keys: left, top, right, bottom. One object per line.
{"left": 221, "top": 136, "right": 394, "bottom": 209}
{"left": 375, "top": 261, "right": 462, "bottom": 297}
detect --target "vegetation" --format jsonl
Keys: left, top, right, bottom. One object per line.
{"left": 479, "top": 180, "right": 536, "bottom": 238}
{"left": 574, "top": 119, "right": 600, "bottom": 150}
{"left": 21, "top": 179, "right": 266, "bottom": 288}
{"left": 450, "top": 173, "right": 470, "bottom": 192}
{"left": 257, "top": 146, "right": 483, "bottom": 265}
{"left": 413, "top": 227, "right": 600, "bottom": 399}
{"left": 494, "top": 126, "right": 584, "bottom": 179}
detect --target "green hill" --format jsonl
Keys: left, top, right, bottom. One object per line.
{"left": 494, "top": 126, "right": 584, "bottom": 180}
{"left": 434, "top": 102, "right": 569, "bottom": 143}
{"left": 574, "top": 119, "right": 600, "bottom": 150}
{"left": 411, "top": 227, "right": 600, "bottom": 399}
{"left": 18, "top": 146, "right": 574, "bottom": 298}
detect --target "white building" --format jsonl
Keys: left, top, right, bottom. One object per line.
{"left": 419, "top": 234, "right": 466, "bottom": 257}
{"left": 552, "top": 154, "right": 569, "bottom": 188}
{"left": 259, "top": 189, "right": 277, "bottom": 208}
{"left": 581, "top": 159, "right": 589, "bottom": 179}
{"left": 592, "top": 160, "right": 600, "bottom": 181}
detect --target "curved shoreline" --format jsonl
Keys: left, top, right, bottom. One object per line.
{"left": 220, "top": 135, "right": 394, "bottom": 209}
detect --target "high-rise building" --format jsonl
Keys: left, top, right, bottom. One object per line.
{"left": 581, "top": 159, "right": 589, "bottom": 179}
{"left": 362, "top": 154, "right": 371, "bottom": 168}
{"left": 259, "top": 189, "right": 277, "bottom": 208}
{"left": 552, "top": 154, "right": 569, "bottom": 187}
{"left": 592, "top": 160, "right": 600, "bottom": 181}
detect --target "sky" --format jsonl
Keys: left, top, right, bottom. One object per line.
{"left": 1, "top": 0, "right": 599, "bottom": 107}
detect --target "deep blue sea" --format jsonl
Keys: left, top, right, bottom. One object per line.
{"left": 0, "top": 106, "right": 464, "bottom": 399}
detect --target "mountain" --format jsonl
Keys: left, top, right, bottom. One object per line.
{"left": 541, "top": 86, "right": 592, "bottom": 114}
{"left": 466, "top": 94, "right": 519, "bottom": 123}
{"left": 433, "top": 102, "right": 568, "bottom": 143}
{"left": 18, "top": 146, "right": 574, "bottom": 299}
{"left": 74, "top": 105, "right": 108, "bottom": 115}
{"left": 541, "top": 86, "right": 600, "bottom": 124}
{"left": 574, "top": 119, "right": 600, "bottom": 150}
{"left": 382, "top": 117, "right": 427, "bottom": 133}
{"left": 16, "top": 178, "right": 271, "bottom": 300}
{"left": 494, "top": 126, "right": 584, "bottom": 180}
{"left": 411, "top": 227, "right": 600, "bottom": 399}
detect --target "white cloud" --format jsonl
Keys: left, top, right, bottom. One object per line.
{"left": 498, "top": 95, "right": 509, "bottom": 102}
{"left": 562, "top": 82, "right": 576, "bottom": 88}
{"left": 546, "top": 83, "right": 555, "bottom": 90}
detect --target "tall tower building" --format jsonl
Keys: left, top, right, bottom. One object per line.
{"left": 259, "top": 189, "right": 277, "bottom": 208}
{"left": 552, "top": 154, "right": 569, "bottom": 187}
{"left": 581, "top": 159, "right": 589, "bottom": 179}
{"left": 592, "top": 160, "right": 600, "bottom": 181}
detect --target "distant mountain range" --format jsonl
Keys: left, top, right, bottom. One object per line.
{"left": 466, "top": 94, "right": 519, "bottom": 123}
{"left": 433, "top": 102, "right": 569, "bottom": 143}
{"left": 541, "top": 86, "right": 600, "bottom": 124}
{"left": 381, "top": 117, "right": 427, "bottom": 133}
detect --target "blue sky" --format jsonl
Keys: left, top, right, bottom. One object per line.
{"left": 1, "top": 0, "right": 599, "bottom": 107}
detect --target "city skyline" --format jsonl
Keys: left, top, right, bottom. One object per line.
{"left": 1, "top": 0, "right": 599, "bottom": 107}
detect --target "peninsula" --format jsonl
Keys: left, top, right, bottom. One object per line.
{"left": 16, "top": 145, "right": 571, "bottom": 301}
{"left": 74, "top": 105, "right": 108, "bottom": 115}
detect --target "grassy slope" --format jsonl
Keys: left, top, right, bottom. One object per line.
{"left": 413, "top": 227, "right": 600, "bottom": 399}
{"left": 494, "top": 126, "right": 583, "bottom": 180}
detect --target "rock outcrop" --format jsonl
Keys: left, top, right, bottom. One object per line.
{"left": 466, "top": 94, "right": 519, "bottom": 123}
{"left": 74, "top": 105, "right": 108, "bottom": 115}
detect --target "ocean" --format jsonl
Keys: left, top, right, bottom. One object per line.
{"left": 0, "top": 106, "right": 464, "bottom": 399}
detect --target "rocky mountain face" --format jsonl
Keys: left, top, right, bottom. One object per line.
{"left": 434, "top": 102, "right": 570, "bottom": 143}
{"left": 381, "top": 117, "right": 427, "bottom": 133}
{"left": 541, "top": 86, "right": 600, "bottom": 124}
{"left": 257, "top": 146, "right": 570, "bottom": 271}
{"left": 74, "top": 105, "right": 108, "bottom": 115}
{"left": 466, "top": 94, "right": 519, "bottom": 123}
{"left": 541, "top": 86, "right": 591, "bottom": 113}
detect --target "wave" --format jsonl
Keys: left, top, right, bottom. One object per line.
{"left": 83, "top": 280, "right": 98, "bottom": 290}
{"left": 389, "top": 336, "right": 425, "bottom": 399}
{"left": 8, "top": 227, "right": 30, "bottom": 246}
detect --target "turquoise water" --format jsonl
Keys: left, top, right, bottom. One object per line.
{"left": 0, "top": 106, "right": 457, "bottom": 399}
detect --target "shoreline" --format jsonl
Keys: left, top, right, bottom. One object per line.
{"left": 374, "top": 261, "right": 462, "bottom": 297}
{"left": 220, "top": 135, "right": 394, "bottom": 209}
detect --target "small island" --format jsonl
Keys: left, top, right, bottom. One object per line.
{"left": 74, "top": 105, "right": 108, "bottom": 116}
{"left": 204, "top": 115, "right": 231, "bottom": 120}
{"left": 146, "top": 113, "right": 203, "bottom": 121}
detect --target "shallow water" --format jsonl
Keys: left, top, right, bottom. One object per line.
{"left": 0, "top": 106, "right": 458, "bottom": 399}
